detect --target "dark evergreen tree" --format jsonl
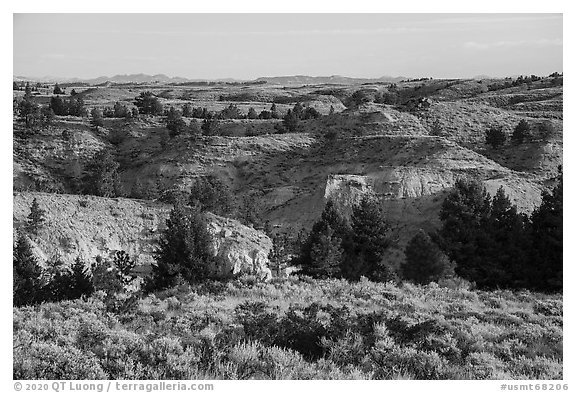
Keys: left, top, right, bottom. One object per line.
{"left": 26, "top": 198, "right": 46, "bottom": 236}
{"left": 134, "top": 91, "right": 163, "bottom": 115}
{"left": 90, "top": 108, "right": 104, "bottom": 130}
{"left": 68, "top": 96, "right": 86, "bottom": 117}
{"left": 13, "top": 233, "right": 43, "bottom": 306}
{"left": 24, "top": 82, "right": 32, "bottom": 99}
{"left": 247, "top": 107, "right": 258, "bottom": 119}
{"left": 166, "top": 107, "right": 187, "bottom": 137}
{"left": 66, "top": 257, "right": 94, "bottom": 299}
{"left": 53, "top": 83, "right": 64, "bottom": 95}
{"left": 402, "top": 230, "right": 454, "bottom": 284}
{"left": 259, "top": 110, "right": 272, "bottom": 120}
{"left": 282, "top": 109, "right": 300, "bottom": 132}
{"left": 482, "top": 186, "right": 532, "bottom": 287}
{"left": 50, "top": 96, "right": 67, "bottom": 115}
{"left": 343, "top": 197, "right": 394, "bottom": 281}
{"left": 182, "top": 103, "right": 193, "bottom": 118}
{"left": 299, "top": 200, "right": 350, "bottom": 276}
{"left": 485, "top": 126, "right": 507, "bottom": 148}
{"left": 149, "top": 202, "right": 216, "bottom": 290}
{"left": 40, "top": 106, "right": 55, "bottom": 128}
{"left": 512, "top": 119, "right": 531, "bottom": 144}
{"left": 17, "top": 97, "right": 41, "bottom": 128}
{"left": 113, "top": 101, "right": 129, "bottom": 118}
{"left": 220, "top": 103, "right": 243, "bottom": 119}
{"left": 302, "top": 107, "right": 321, "bottom": 120}
{"left": 70, "top": 89, "right": 78, "bottom": 96}
{"left": 270, "top": 103, "right": 280, "bottom": 119}
{"left": 192, "top": 107, "right": 205, "bottom": 118}
{"left": 269, "top": 233, "right": 289, "bottom": 277}
{"left": 201, "top": 115, "right": 220, "bottom": 136}
{"left": 329, "top": 105, "right": 335, "bottom": 116}
{"left": 189, "top": 174, "right": 234, "bottom": 217}
{"left": 307, "top": 225, "right": 343, "bottom": 278}
{"left": 82, "top": 150, "right": 121, "bottom": 197}
{"left": 530, "top": 167, "right": 563, "bottom": 290}
{"left": 435, "top": 178, "right": 492, "bottom": 286}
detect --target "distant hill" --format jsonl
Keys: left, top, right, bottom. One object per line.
{"left": 14, "top": 73, "right": 406, "bottom": 86}
{"left": 255, "top": 75, "right": 407, "bottom": 85}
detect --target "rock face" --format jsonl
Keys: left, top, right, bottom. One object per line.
{"left": 206, "top": 213, "right": 273, "bottom": 281}
{"left": 13, "top": 192, "right": 272, "bottom": 280}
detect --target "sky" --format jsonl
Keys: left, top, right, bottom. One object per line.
{"left": 13, "top": 13, "right": 563, "bottom": 80}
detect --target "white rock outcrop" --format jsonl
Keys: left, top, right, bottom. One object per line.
{"left": 206, "top": 213, "right": 273, "bottom": 281}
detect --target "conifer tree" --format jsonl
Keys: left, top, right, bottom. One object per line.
{"left": 26, "top": 197, "right": 46, "bottom": 236}
{"left": 512, "top": 119, "right": 531, "bottom": 144}
{"left": 149, "top": 202, "right": 215, "bottom": 290}
{"left": 67, "top": 257, "right": 94, "bottom": 299}
{"left": 402, "top": 230, "right": 454, "bottom": 284}
{"left": 13, "top": 232, "right": 43, "bottom": 306}
{"left": 530, "top": 167, "right": 563, "bottom": 290}
{"left": 166, "top": 107, "right": 187, "bottom": 137}
{"left": 344, "top": 196, "right": 394, "bottom": 281}
{"left": 307, "top": 225, "right": 343, "bottom": 278}
{"left": 436, "top": 178, "right": 492, "bottom": 286}
{"left": 247, "top": 107, "right": 258, "bottom": 119}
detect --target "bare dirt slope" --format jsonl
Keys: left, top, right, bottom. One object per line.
{"left": 13, "top": 192, "right": 272, "bottom": 279}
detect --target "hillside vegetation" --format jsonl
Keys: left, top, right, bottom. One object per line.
{"left": 14, "top": 277, "right": 562, "bottom": 380}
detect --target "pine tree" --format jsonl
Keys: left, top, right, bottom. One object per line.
{"left": 50, "top": 96, "right": 67, "bottom": 115}
{"left": 189, "top": 174, "right": 234, "bottom": 216}
{"left": 134, "top": 91, "right": 163, "bottom": 115}
{"left": 90, "top": 108, "right": 104, "bottom": 130}
{"left": 166, "top": 107, "right": 187, "bottom": 137}
{"left": 436, "top": 178, "right": 493, "bottom": 287}
{"left": 485, "top": 186, "right": 531, "bottom": 287}
{"left": 402, "top": 230, "right": 454, "bottom": 284}
{"left": 269, "top": 234, "right": 289, "bottom": 277}
{"left": 270, "top": 103, "right": 280, "bottom": 119}
{"left": 485, "top": 126, "right": 507, "bottom": 148}
{"left": 307, "top": 225, "right": 343, "bottom": 278}
{"left": 247, "top": 107, "right": 258, "bottom": 119}
{"left": 512, "top": 120, "right": 531, "bottom": 144}
{"left": 344, "top": 197, "right": 394, "bottom": 281}
{"left": 82, "top": 150, "right": 121, "bottom": 197}
{"left": 149, "top": 202, "right": 215, "bottom": 290}
{"left": 18, "top": 97, "right": 41, "bottom": 128}
{"left": 113, "top": 101, "right": 128, "bottom": 118}
{"left": 299, "top": 199, "right": 350, "bottom": 275}
{"left": 67, "top": 257, "right": 94, "bottom": 299}
{"left": 282, "top": 109, "right": 300, "bottom": 133}
{"left": 40, "top": 106, "right": 55, "bottom": 128}
{"left": 13, "top": 233, "right": 43, "bottom": 306}
{"left": 182, "top": 103, "right": 193, "bottom": 117}
{"left": 530, "top": 167, "right": 563, "bottom": 290}
{"left": 201, "top": 115, "right": 220, "bottom": 136}
{"left": 26, "top": 197, "right": 46, "bottom": 236}
{"left": 53, "top": 83, "right": 64, "bottom": 95}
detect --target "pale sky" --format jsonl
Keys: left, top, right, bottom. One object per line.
{"left": 13, "top": 13, "right": 563, "bottom": 80}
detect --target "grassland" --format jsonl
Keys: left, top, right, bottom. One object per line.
{"left": 13, "top": 277, "right": 562, "bottom": 380}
